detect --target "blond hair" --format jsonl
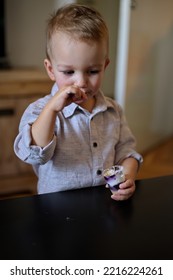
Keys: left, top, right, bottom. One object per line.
{"left": 46, "top": 4, "right": 109, "bottom": 59}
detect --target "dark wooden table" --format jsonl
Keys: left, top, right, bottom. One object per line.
{"left": 1, "top": 175, "right": 173, "bottom": 260}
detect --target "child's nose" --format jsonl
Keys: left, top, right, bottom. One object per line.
{"left": 75, "top": 73, "right": 87, "bottom": 88}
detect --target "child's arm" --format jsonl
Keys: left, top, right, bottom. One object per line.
{"left": 121, "top": 157, "right": 139, "bottom": 181}
{"left": 111, "top": 157, "right": 139, "bottom": 201}
{"left": 31, "top": 86, "right": 87, "bottom": 147}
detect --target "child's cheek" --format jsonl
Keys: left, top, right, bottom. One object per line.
{"left": 92, "top": 76, "right": 102, "bottom": 91}
{"left": 56, "top": 75, "right": 73, "bottom": 89}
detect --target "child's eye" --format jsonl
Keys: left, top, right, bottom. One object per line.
{"left": 88, "top": 70, "right": 100, "bottom": 75}
{"left": 62, "top": 70, "right": 74, "bottom": 75}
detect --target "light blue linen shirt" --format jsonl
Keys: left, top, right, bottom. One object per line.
{"left": 14, "top": 83, "right": 142, "bottom": 194}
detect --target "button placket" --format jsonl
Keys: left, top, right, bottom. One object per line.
{"left": 89, "top": 115, "right": 103, "bottom": 181}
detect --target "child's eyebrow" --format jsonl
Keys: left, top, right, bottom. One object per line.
{"left": 57, "top": 64, "right": 73, "bottom": 68}
{"left": 88, "top": 64, "right": 103, "bottom": 68}
{"left": 57, "top": 64, "right": 103, "bottom": 68}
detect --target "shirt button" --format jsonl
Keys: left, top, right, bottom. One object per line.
{"left": 93, "top": 142, "right": 98, "bottom": 147}
{"left": 96, "top": 169, "right": 102, "bottom": 175}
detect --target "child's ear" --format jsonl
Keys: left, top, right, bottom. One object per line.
{"left": 44, "top": 59, "right": 56, "bottom": 81}
{"left": 104, "top": 57, "right": 110, "bottom": 70}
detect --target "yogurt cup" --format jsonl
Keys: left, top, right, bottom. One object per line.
{"left": 103, "top": 165, "right": 125, "bottom": 193}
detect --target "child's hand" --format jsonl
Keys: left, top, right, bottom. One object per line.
{"left": 110, "top": 179, "right": 136, "bottom": 201}
{"left": 47, "top": 86, "right": 88, "bottom": 112}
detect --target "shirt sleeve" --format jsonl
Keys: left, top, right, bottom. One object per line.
{"left": 114, "top": 104, "right": 143, "bottom": 165}
{"left": 14, "top": 96, "right": 57, "bottom": 165}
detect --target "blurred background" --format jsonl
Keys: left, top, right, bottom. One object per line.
{"left": 1, "top": 0, "right": 173, "bottom": 199}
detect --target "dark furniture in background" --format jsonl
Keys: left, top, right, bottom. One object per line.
{"left": 0, "top": 0, "right": 9, "bottom": 68}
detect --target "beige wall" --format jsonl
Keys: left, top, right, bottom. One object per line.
{"left": 125, "top": 0, "right": 173, "bottom": 152}
{"left": 5, "top": 0, "right": 75, "bottom": 69}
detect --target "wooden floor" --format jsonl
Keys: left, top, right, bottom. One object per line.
{"left": 137, "top": 135, "right": 173, "bottom": 179}
{"left": 0, "top": 136, "right": 173, "bottom": 199}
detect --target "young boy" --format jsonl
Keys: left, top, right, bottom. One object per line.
{"left": 14, "top": 4, "right": 142, "bottom": 200}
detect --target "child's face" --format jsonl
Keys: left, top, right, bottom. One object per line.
{"left": 44, "top": 32, "right": 109, "bottom": 98}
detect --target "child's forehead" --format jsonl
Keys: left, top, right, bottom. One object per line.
{"left": 51, "top": 31, "right": 107, "bottom": 49}
{"left": 48, "top": 31, "right": 109, "bottom": 60}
